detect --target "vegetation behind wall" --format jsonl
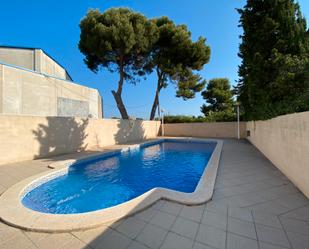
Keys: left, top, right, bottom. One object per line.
{"left": 236, "top": 0, "right": 309, "bottom": 120}
{"left": 163, "top": 113, "right": 239, "bottom": 123}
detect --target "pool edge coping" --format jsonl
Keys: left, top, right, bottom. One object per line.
{"left": 0, "top": 137, "right": 223, "bottom": 233}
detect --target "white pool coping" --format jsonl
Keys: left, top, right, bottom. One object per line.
{"left": 0, "top": 138, "right": 223, "bottom": 232}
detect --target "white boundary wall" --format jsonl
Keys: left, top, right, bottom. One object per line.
{"left": 164, "top": 122, "right": 247, "bottom": 138}
{"left": 0, "top": 115, "right": 160, "bottom": 165}
{"left": 247, "top": 112, "right": 309, "bottom": 198}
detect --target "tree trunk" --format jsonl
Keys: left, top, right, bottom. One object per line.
{"left": 149, "top": 88, "right": 160, "bottom": 120}
{"left": 111, "top": 90, "right": 129, "bottom": 119}
{"left": 112, "top": 62, "right": 129, "bottom": 119}
{"left": 150, "top": 70, "right": 163, "bottom": 120}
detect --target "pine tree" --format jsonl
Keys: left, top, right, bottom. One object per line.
{"left": 237, "top": 0, "right": 309, "bottom": 120}
{"left": 79, "top": 8, "right": 158, "bottom": 119}
{"left": 148, "top": 17, "right": 210, "bottom": 120}
{"left": 201, "top": 78, "right": 236, "bottom": 121}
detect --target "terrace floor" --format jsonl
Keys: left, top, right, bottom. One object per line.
{"left": 0, "top": 139, "right": 309, "bottom": 249}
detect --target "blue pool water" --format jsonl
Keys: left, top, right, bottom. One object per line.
{"left": 22, "top": 140, "right": 216, "bottom": 214}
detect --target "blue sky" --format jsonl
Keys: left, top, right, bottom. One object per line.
{"left": 1, "top": 0, "right": 309, "bottom": 119}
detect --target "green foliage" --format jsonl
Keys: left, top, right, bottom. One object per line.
{"left": 164, "top": 112, "right": 237, "bottom": 123}
{"left": 148, "top": 17, "right": 210, "bottom": 119}
{"left": 164, "top": 115, "right": 206, "bottom": 123}
{"left": 201, "top": 78, "right": 235, "bottom": 117}
{"left": 79, "top": 8, "right": 158, "bottom": 79}
{"left": 78, "top": 8, "right": 159, "bottom": 119}
{"left": 174, "top": 69, "right": 206, "bottom": 99}
{"left": 204, "top": 111, "right": 237, "bottom": 122}
{"left": 79, "top": 10, "right": 210, "bottom": 120}
{"left": 236, "top": 0, "right": 309, "bottom": 120}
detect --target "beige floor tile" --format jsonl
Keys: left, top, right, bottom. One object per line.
{"left": 255, "top": 224, "right": 291, "bottom": 248}
{"left": 0, "top": 223, "right": 24, "bottom": 244}
{"left": 281, "top": 205, "right": 309, "bottom": 221}
{"left": 115, "top": 217, "right": 146, "bottom": 239}
{"left": 32, "top": 233, "right": 76, "bottom": 249}
{"left": 136, "top": 223, "right": 168, "bottom": 249}
{"left": 24, "top": 231, "right": 50, "bottom": 244}
{"left": 205, "top": 199, "right": 228, "bottom": 215}
{"left": 228, "top": 207, "right": 253, "bottom": 222}
{"left": 226, "top": 233, "right": 259, "bottom": 249}
{"left": 179, "top": 205, "right": 205, "bottom": 222}
{"left": 134, "top": 207, "right": 158, "bottom": 222}
{"left": 0, "top": 232, "right": 36, "bottom": 249}
{"left": 196, "top": 224, "right": 226, "bottom": 249}
{"left": 59, "top": 237, "right": 89, "bottom": 249}
{"left": 160, "top": 232, "right": 193, "bottom": 249}
{"left": 227, "top": 217, "right": 257, "bottom": 240}
{"left": 149, "top": 210, "right": 176, "bottom": 229}
{"left": 252, "top": 211, "right": 282, "bottom": 229}
{"left": 259, "top": 242, "right": 290, "bottom": 249}
{"left": 91, "top": 230, "right": 132, "bottom": 249}
{"left": 158, "top": 200, "right": 183, "bottom": 215}
{"left": 127, "top": 240, "right": 149, "bottom": 249}
{"left": 280, "top": 216, "right": 309, "bottom": 235}
{"left": 72, "top": 226, "right": 112, "bottom": 245}
{"left": 0, "top": 184, "right": 6, "bottom": 194}
{"left": 171, "top": 216, "right": 199, "bottom": 239}
{"left": 286, "top": 230, "right": 309, "bottom": 249}
{"left": 193, "top": 241, "right": 216, "bottom": 249}
{"left": 202, "top": 210, "right": 227, "bottom": 230}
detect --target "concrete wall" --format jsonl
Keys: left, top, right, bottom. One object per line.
{"left": 0, "top": 115, "right": 160, "bottom": 165}
{"left": 0, "top": 64, "right": 102, "bottom": 118}
{"left": 0, "top": 65, "right": 2, "bottom": 113}
{"left": 40, "top": 50, "right": 68, "bottom": 80}
{"left": 0, "top": 47, "right": 71, "bottom": 80}
{"left": 0, "top": 47, "right": 34, "bottom": 71}
{"left": 163, "top": 122, "right": 247, "bottom": 138}
{"left": 247, "top": 112, "right": 309, "bottom": 198}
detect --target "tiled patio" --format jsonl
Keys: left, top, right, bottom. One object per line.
{"left": 0, "top": 139, "right": 309, "bottom": 249}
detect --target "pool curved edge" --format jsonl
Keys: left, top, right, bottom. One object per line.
{"left": 0, "top": 138, "right": 223, "bottom": 233}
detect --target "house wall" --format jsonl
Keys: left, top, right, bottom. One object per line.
{"left": 40, "top": 50, "right": 69, "bottom": 80}
{"left": 0, "top": 65, "right": 3, "bottom": 113}
{"left": 247, "top": 111, "right": 309, "bottom": 198}
{"left": 0, "top": 47, "right": 34, "bottom": 71}
{"left": 0, "top": 47, "right": 70, "bottom": 80}
{"left": 0, "top": 64, "right": 102, "bottom": 118}
{"left": 0, "top": 115, "right": 160, "bottom": 165}
{"left": 163, "top": 122, "right": 247, "bottom": 138}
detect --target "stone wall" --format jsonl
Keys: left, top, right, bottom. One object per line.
{"left": 0, "top": 115, "right": 160, "bottom": 165}
{"left": 0, "top": 64, "right": 102, "bottom": 118}
{"left": 247, "top": 112, "right": 309, "bottom": 198}
{"left": 163, "top": 122, "right": 247, "bottom": 138}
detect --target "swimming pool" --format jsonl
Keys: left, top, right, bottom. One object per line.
{"left": 22, "top": 139, "right": 216, "bottom": 214}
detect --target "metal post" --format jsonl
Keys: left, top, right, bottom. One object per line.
{"left": 237, "top": 104, "right": 240, "bottom": 140}
{"left": 157, "top": 95, "right": 161, "bottom": 119}
{"left": 161, "top": 110, "right": 164, "bottom": 137}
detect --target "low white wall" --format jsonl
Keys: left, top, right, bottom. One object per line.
{"left": 0, "top": 115, "right": 160, "bottom": 165}
{"left": 247, "top": 112, "right": 309, "bottom": 198}
{"left": 163, "top": 122, "right": 247, "bottom": 138}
